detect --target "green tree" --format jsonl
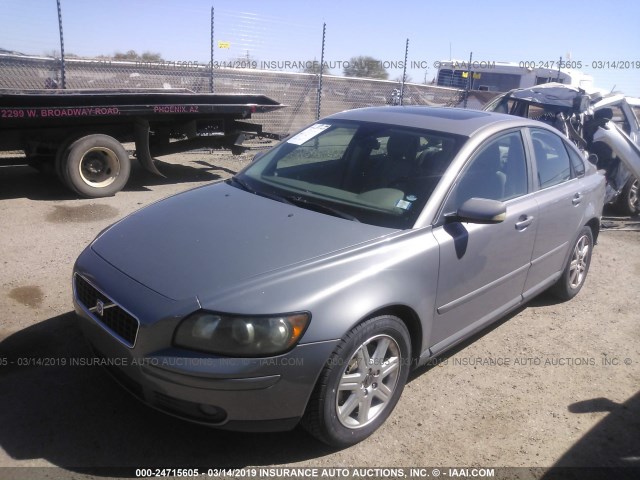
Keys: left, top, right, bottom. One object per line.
{"left": 343, "top": 55, "right": 388, "bottom": 80}
{"left": 112, "top": 50, "right": 163, "bottom": 61}
{"left": 113, "top": 50, "right": 139, "bottom": 61}
{"left": 139, "top": 51, "right": 163, "bottom": 62}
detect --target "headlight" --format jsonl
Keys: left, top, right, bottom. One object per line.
{"left": 173, "top": 311, "right": 310, "bottom": 357}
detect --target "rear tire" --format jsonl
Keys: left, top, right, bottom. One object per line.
{"left": 301, "top": 315, "right": 411, "bottom": 448}
{"left": 549, "top": 226, "right": 593, "bottom": 301}
{"left": 58, "top": 134, "right": 130, "bottom": 198}
{"left": 616, "top": 177, "right": 638, "bottom": 215}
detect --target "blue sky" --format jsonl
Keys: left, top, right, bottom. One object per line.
{"left": 2, "top": 0, "right": 639, "bottom": 95}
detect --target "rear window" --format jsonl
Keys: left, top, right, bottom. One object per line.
{"left": 531, "top": 129, "right": 572, "bottom": 189}
{"left": 566, "top": 144, "right": 586, "bottom": 177}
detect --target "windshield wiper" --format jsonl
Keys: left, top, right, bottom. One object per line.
{"left": 228, "top": 178, "right": 359, "bottom": 221}
{"left": 227, "top": 176, "right": 295, "bottom": 205}
{"left": 285, "top": 195, "right": 360, "bottom": 222}
{"left": 226, "top": 176, "right": 256, "bottom": 194}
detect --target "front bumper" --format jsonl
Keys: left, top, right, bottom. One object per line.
{"left": 81, "top": 322, "right": 338, "bottom": 431}
{"left": 73, "top": 249, "right": 338, "bottom": 431}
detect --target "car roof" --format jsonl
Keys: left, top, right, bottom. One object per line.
{"left": 326, "top": 106, "right": 540, "bottom": 137}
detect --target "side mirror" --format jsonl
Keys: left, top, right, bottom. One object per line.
{"left": 450, "top": 197, "right": 507, "bottom": 224}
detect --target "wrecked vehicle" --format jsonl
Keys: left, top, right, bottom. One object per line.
{"left": 484, "top": 83, "right": 640, "bottom": 214}
{"left": 594, "top": 95, "right": 640, "bottom": 213}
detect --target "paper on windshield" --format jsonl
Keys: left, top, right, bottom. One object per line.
{"left": 287, "top": 123, "right": 331, "bottom": 145}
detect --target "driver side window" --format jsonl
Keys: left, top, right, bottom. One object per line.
{"left": 445, "top": 131, "right": 528, "bottom": 213}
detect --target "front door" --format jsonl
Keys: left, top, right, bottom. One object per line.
{"left": 430, "top": 130, "right": 537, "bottom": 352}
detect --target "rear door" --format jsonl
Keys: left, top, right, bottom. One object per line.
{"left": 522, "top": 127, "right": 586, "bottom": 299}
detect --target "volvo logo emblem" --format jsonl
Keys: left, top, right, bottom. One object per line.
{"left": 96, "top": 299, "right": 105, "bottom": 317}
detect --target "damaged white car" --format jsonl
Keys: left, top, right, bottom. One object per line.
{"left": 484, "top": 83, "right": 640, "bottom": 214}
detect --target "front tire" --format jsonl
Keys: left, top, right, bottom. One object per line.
{"left": 301, "top": 315, "right": 411, "bottom": 448}
{"left": 550, "top": 226, "right": 593, "bottom": 301}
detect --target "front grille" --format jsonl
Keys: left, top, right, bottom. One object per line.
{"left": 74, "top": 273, "right": 140, "bottom": 347}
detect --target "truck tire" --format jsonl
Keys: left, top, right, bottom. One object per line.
{"left": 616, "top": 177, "right": 638, "bottom": 215}
{"left": 58, "top": 134, "right": 131, "bottom": 198}
{"left": 55, "top": 139, "right": 73, "bottom": 185}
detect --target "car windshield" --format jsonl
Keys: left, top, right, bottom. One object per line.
{"left": 235, "top": 119, "right": 466, "bottom": 229}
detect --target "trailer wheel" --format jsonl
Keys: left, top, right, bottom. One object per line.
{"left": 59, "top": 134, "right": 130, "bottom": 198}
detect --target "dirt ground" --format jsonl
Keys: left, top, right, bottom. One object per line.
{"left": 0, "top": 152, "right": 639, "bottom": 479}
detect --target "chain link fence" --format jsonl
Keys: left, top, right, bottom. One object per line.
{"left": 0, "top": 2, "right": 466, "bottom": 137}
{"left": 0, "top": 54, "right": 465, "bottom": 136}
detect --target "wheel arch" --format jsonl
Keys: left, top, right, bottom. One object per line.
{"left": 585, "top": 217, "right": 601, "bottom": 244}
{"left": 357, "top": 304, "right": 423, "bottom": 368}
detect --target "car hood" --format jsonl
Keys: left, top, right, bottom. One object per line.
{"left": 91, "top": 182, "right": 396, "bottom": 301}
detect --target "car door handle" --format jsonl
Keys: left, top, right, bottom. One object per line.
{"left": 572, "top": 193, "right": 583, "bottom": 206}
{"left": 515, "top": 215, "right": 534, "bottom": 231}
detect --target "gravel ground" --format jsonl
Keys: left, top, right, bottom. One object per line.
{"left": 0, "top": 152, "right": 639, "bottom": 479}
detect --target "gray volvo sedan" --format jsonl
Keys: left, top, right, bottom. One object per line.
{"left": 73, "top": 107, "right": 606, "bottom": 447}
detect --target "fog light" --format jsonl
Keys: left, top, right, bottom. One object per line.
{"left": 198, "top": 404, "right": 227, "bottom": 422}
{"left": 199, "top": 404, "right": 220, "bottom": 416}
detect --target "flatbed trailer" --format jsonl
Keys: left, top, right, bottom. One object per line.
{"left": 0, "top": 88, "right": 284, "bottom": 197}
